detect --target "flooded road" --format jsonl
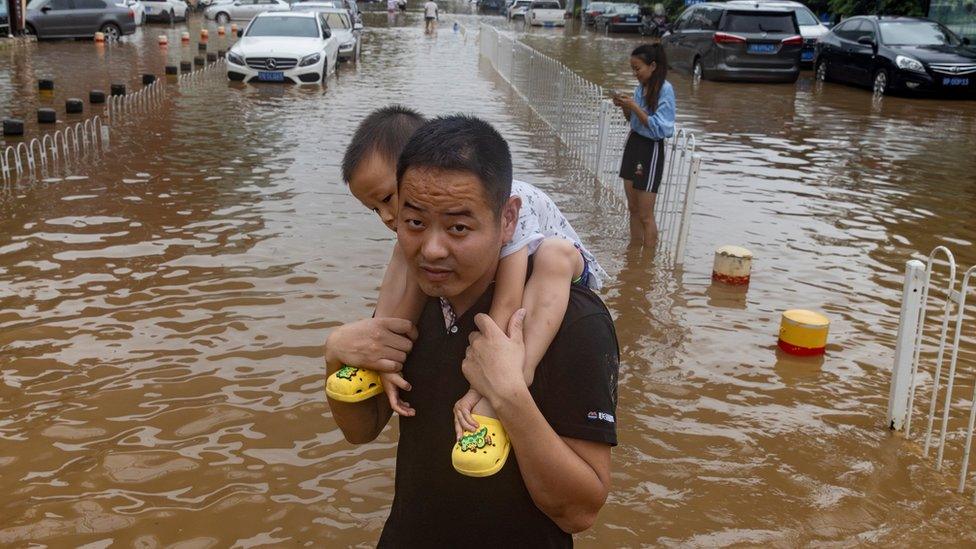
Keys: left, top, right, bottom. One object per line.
{"left": 3, "top": 7, "right": 976, "bottom": 547}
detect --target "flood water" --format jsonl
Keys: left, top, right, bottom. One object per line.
{"left": 3, "top": 6, "right": 976, "bottom": 547}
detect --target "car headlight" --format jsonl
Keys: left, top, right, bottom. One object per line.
{"left": 299, "top": 53, "right": 321, "bottom": 67}
{"left": 340, "top": 41, "right": 354, "bottom": 50}
{"left": 895, "top": 55, "right": 925, "bottom": 73}
{"left": 227, "top": 51, "right": 244, "bottom": 65}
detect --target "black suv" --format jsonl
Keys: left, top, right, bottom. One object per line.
{"left": 663, "top": 2, "right": 802, "bottom": 83}
{"left": 815, "top": 16, "right": 976, "bottom": 96}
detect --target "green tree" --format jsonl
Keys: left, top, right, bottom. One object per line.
{"left": 826, "top": 0, "right": 924, "bottom": 17}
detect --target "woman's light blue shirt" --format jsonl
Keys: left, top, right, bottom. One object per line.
{"left": 630, "top": 80, "right": 675, "bottom": 140}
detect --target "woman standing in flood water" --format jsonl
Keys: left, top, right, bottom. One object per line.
{"left": 613, "top": 44, "right": 675, "bottom": 247}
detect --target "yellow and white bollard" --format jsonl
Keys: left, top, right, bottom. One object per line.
{"left": 181, "top": 31, "right": 190, "bottom": 43}
{"left": 778, "top": 309, "right": 829, "bottom": 356}
{"left": 217, "top": 25, "right": 226, "bottom": 36}
{"left": 712, "top": 245, "right": 753, "bottom": 285}
{"left": 200, "top": 29, "right": 209, "bottom": 41}
{"left": 158, "top": 34, "right": 168, "bottom": 46}
{"left": 231, "top": 23, "right": 238, "bottom": 33}
{"left": 94, "top": 32, "right": 105, "bottom": 43}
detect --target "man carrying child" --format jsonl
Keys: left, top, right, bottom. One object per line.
{"left": 325, "top": 113, "right": 620, "bottom": 546}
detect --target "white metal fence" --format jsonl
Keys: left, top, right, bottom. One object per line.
{"left": 478, "top": 24, "right": 701, "bottom": 264}
{"left": 888, "top": 247, "right": 976, "bottom": 499}
{"left": 1, "top": 60, "right": 226, "bottom": 188}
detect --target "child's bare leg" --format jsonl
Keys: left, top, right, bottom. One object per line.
{"left": 520, "top": 238, "right": 584, "bottom": 384}
{"left": 377, "top": 243, "right": 426, "bottom": 417}
{"left": 455, "top": 248, "right": 528, "bottom": 437}
{"left": 458, "top": 242, "right": 583, "bottom": 435}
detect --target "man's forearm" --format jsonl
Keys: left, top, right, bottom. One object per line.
{"left": 326, "top": 337, "right": 393, "bottom": 444}
{"left": 491, "top": 385, "right": 610, "bottom": 533}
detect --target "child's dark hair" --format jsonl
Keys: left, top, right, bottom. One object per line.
{"left": 341, "top": 105, "right": 427, "bottom": 183}
{"left": 631, "top": 44, "right": 667, "bottom": 114}
{"left": 396, "top": 115, "right": 512, "bottom": 219}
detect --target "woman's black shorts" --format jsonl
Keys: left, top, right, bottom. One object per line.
{"left": 619, "top": 132, "right": 666, "bottom": 193}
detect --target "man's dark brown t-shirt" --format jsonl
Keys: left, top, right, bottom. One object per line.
{"left": 378, "top": 283, "right": 619, "bottom": 548}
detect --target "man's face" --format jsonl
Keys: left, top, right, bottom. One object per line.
{"left": 397, "top": 167, "right": 517, "bottom": 304}
{"left": 348, "top": 151, "right": 398, "bottom": 233}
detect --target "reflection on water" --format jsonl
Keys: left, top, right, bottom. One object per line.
{"left": 2, "top": 10, "right": 976, "bottom": 547}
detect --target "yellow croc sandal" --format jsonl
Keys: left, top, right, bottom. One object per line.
{"left": 325, "top": 365, "right": 383, "bottom": 403}
{"left": 452, "top": 414, "right": 511, "bottom": 477}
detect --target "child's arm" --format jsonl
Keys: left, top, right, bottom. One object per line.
{"left": 375, "top": 242, "right": 427, "bottom": 417}
{"left": 376, "top": 242, "right": 427, "bottom": 321}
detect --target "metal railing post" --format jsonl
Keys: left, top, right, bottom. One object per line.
{"left": 673, "top": 154, "right": 701, "bottom": 265}
{"left": 887, "top": 259, "right": 927, "bottom": 431}
{"left": 593, "top": 99, "right": 611, "bottom": 179}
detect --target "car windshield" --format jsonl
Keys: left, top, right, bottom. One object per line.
{"left": 321, "top": 11, "right": 350, "bottom": 28}
{"left": 611, "top": 4, "right": 639, "bottom": 14}
{"left": 532, "top": 1, "right": 559, "bottom": 8}
{"left": 246, "top": 16, "right": 320, "bottom": 37}
{"left": 880, "top": 21, "right": 961, "bottom": 46}
{"left": 26, "top": 0, "right": 45, "bottom": 9}
{"left": 292, "top": 1, "right": 336, "bottom": 7}
{"left": 587, "top": 1, "right": 608, "bottom": 10}
{"left": 292, "top": 3, "right": 335, "bottom": 11}
{"left": 723, "top": 12, "right": 796, "bottom": 33}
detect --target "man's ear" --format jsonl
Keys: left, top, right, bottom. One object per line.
{"left": 501, "top": 195, "right": 521, "bottom": 243}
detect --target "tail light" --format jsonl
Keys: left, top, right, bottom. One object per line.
{"left": 713, "top": 32, "right": 746, "bottom": 44}
{"left": 129, "top": 8, "right": 135, "bottom": 19}
{"left": 612, "top": 16, "right": 620, "bottom": 23}
{"left": 781, "top": 35, "right": 803, "bottom": 46}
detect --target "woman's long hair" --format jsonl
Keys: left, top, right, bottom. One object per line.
{"left": 631, "top": 44, "right": 667, "bottom": 114}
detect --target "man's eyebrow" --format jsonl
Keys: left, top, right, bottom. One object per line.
{"left": 402, "top": 200, "right": 423, "bottom": 212}
{"left": 444, "top": 209, "right": 473, "bottom": 217}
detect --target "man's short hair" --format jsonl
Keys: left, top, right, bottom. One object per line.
{"left": 341, "top": 105, "right": 426, "bottom": 183}
{"left": 396, "top": 115, "right": 513, "bottom": 218}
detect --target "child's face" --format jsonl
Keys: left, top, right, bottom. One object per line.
{"left": 349, "top": 151, "right": 398, "bottom": 232}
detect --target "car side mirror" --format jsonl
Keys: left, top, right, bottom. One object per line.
{"left": 323, "top": 29, "right": 331, "bottom": 38}
{"left": 857, "top": 35, "right": 875, "bottom": 48}
{"left": 237, "top": 29, "right": 243, "bottom": 37}
{"left": 40, "top": 5, "right": 51, "bottom": 11}
{"left": 353, "top": 22, "right": 363, "bottom": 30}
{"left": 964, "top": 37, "right": 972, "bottom": 45}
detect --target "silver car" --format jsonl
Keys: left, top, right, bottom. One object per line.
{"left": 206, "top": 0, "right": 290, "bottom": 24}
{"left": 291, "top": 4, "right": 361, "bottom": 59}
{"left": 26, "top": 0, "right": 137, "bottom": 40}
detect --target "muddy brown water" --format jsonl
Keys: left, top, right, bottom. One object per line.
{"left": 2, "top": 8, "right": 976, "bottom": 547}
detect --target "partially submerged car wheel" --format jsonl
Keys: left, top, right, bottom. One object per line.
{"left": 100, "top": 23, "right": 121, "bottom": 41}
{"left": 692, "top": 58, "right": 704, "bottom": 82}
{"left": 815, "top": 59, "right": 829, "bottom": 82}
{"left": 873, "top": 68, "right": 889, "bottom": 96}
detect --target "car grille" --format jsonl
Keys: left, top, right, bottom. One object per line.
{"left": 929, "top": 63, "right": 976, "bottom": 76}
{"left": 245, "top": 57, "right": 298, "bottom": 70}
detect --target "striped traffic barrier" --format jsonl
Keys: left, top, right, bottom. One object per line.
{"left": 778, "top": 309, "right": 829, "bottom": 356}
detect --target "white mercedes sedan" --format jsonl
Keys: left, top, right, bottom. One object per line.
{"left": 226, "top": 12, "right": 340, "bottom": 84}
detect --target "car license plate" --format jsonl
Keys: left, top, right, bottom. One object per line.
{"left": 544, "top": 21, "right": 554, "bottom": 27}
{"left": 801, "top": 50, "right": 814, "bottom": 61}
{"left": 258, "top": 71, "right": 284, "bottom": 82}
{"left": 943, "top": 77, "right": 970, "bottom": 86}
{"left": 626, "top": 16, "right": 637, "bottom": 22}
{"left": 748, "top": 43, "right": 777, "bottom": 54}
